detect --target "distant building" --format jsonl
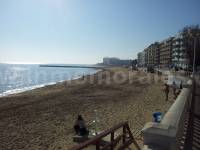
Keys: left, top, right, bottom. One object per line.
{"left": 144, "top": 45, "right": 151, "bottom": 66}
{"left": 137, "top": 25, "right": 200, "bottom": 69}
{"left": 142, "top": 42, "right": 159, "bottom": 66}
{"left": 137, "top": 51, "right": 145, "bottom": 67}
{"left": 144, "top": 48, "right": 148, "bottom": 67}
{"left": 154, "top": 42, "right": 160, "bottom": 66}
{"left": 103, "top": 57, "right": 131, "bottom": 66}
{"left": 159, "top": 37, "right": 174, "bottom": 68}
{"left": 172, "top": 32, "right": 188, "bottom": 69}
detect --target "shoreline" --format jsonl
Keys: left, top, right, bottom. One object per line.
{"left": 0, "top": 69, "right": 102, "bottom": 98}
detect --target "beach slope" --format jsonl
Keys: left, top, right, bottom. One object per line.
{"left": 0, "top": 68, "right": 173, "bottom": 150}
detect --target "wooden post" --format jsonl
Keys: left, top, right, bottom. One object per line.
{"left": 123, "top": 124, "right": 126, "bottom": 144}
{"left": 111, "top": 132, "right": 114, "bottom": 150}
{"left": 71, "top": 122, "right": 140, "bottom": 150}
{"left": 96, "top": 141, "right": 100, "bottom": 150}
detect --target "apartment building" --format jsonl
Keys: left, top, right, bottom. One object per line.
{"left": 159, "top": 37, "right": 174, "bottom": 67}
{"left": 154, "top": 42, "right": 160, "bottom": 66}
{"left": 172, "top": 33, "right": 188, "bottom": 69}
{"left": 142, "top": 42, "right": 159, "bottom": 66}
{"left": 137, "top": 51, "right": 145, "bottom": 67}
{"left": 146, "top": 44, "right": 154, "bottom": 65}
{"left": 137, "top": 26, "right": 200, "bottom": 69}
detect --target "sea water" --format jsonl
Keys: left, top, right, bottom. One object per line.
{"left": 0, "top": 63, "right": 98, "bottom": 97}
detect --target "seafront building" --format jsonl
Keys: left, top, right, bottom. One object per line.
{"left": 138, "top": 26, "right": 200, "bottom": 69}
{"left": 144, "top": 44, "right": 152, "bottom": 66}
{"left": 140, "top": 38, "right": 174, "bottom": 68}
{"left": 147, "top": 42, "right": 160, "bottom": 66}
{"left": 154, "top": 42, "right": 160, "bottom": 66}
{"left": 172, "top": 32, "right": 188, "bottom": 68}
{"left": 159, "top": 37, "right": 174, "bottom": 68}
{"left": 137, "top": 51, "right": 145, "bottom": 67}
{"left": 145, "top": 44, "right": 154, "bottom": 66}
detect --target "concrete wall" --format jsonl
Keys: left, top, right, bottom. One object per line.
{"left": 141, "top": 80, "right": 192, "bottom": 150}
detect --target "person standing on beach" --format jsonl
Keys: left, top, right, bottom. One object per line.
{"left": 164, "top": 83, "right": 169, "bottom": 101}
{"left": 174, "top": 81, "right": 183, "bottom": 99}
{"left": 172, "top": 81, "right": 176, "bottom": 99}
{"left": 180, "top": 81, "right": 183, "bottom": 89}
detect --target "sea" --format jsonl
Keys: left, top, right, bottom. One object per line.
{"left": 0, "top": 63, "right": 98, "bottom": 97}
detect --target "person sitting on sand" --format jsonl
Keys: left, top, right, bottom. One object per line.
{"left": 164, "top": 83, "right": 169, "bottom": 101}
{"left": 74, "top": 115, "right": 89, "bottom": 136}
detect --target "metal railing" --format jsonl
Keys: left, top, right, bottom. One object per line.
{"left": 71, "top": 122, "right": 141, "bottom": 150}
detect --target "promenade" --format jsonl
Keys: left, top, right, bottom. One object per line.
{"left": 142, "top": 74, "right": 200, "bottom": 150}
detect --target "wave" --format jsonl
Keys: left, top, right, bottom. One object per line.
{"left": 0, "top": 69, "right": 102, "bottom": 97}
{"left": 0, "top": 83, "right": 55, "bottom": 97}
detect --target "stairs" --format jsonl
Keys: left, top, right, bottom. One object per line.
{"left": 71, "top": 122, "right": 141, "bottom": 150}
{"left": 180, "top": 77, "right": 200, "bottom": 150}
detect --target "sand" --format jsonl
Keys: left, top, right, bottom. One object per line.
{"left": 0, "top": 67, "right": 174, "bottom": 150}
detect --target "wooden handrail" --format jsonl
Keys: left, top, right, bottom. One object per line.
{"left": 71, "top": 122, "right": 141, "bottom": 150}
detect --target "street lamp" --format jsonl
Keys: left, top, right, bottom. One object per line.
{"left": 193, "top": 37, "right": 196, "bottom": 77}
{"left": 188, "top": 31, "right": 200, "bottom": 77}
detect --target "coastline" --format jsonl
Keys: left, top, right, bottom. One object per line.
{"left": 0, "top": 67, "right": 174, "bottom": 149}
{"left": 0, "top": 69, "right": 102, "bottom": 98}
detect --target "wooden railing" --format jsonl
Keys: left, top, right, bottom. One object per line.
{"left": 71, "top": 122, "right": 141, "bottom": 150}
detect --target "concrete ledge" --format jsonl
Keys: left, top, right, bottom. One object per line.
{"left": 141, "top": 79, "right": 192, "bottom": 150}
{"left": 142, "top": 123, "right": 176, "bottom": 150}
{"left": 142, "top": 122, "right": 176, "bottom": 137}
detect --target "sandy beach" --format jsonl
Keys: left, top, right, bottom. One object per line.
{"left": 0, "top": 67, "right": 174, "bottom": 150}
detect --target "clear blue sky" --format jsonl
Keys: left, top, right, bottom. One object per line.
{"left": 0, "top": 0, "right": 200, "bottom": 64}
